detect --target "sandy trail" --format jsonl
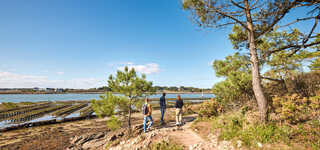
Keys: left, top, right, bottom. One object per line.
{"left": 166, "top": 115, "right": 208, "bottom": 149}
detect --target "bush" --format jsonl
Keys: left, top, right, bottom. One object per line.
{"left": 107, "top": 116, "right": 122, "bottom": 131}
{"left": 212, "top": 53, "right": 254, "bottom": 104}
{"left": 211, "top": 112, "right": 292, "bottom": 147}
{"left": 134, "top": 99, "right": 143, "bottom": 112}
{"left": 198, "top": 100, "right": 225, "bottom": 118}
{"left": 272, "top": 94, "right": 320, "bottom": 124}
{"left": 91, "top": 92, "right": 129, "bottom": 117}
{"left": 148, "top": 140, "right": 183, "bottom": 150}
{"left": 292, "top": 121, "right": 320, "bottom": 150}
{"left": 285, "top": 71, "right": 320, "bottom": 97}
{"left": 2, "top": 102, "right": 18, "bottom": 109}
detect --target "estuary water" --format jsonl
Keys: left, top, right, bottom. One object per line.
{"left": 0, "top": 93, "right": 213, "bottom": 129}
{"left": 0, "top": 93, "right": 213, "bottom": 103}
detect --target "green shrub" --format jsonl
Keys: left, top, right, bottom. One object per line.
{"left": 198, "top": 100, "right": 224, "bottom": 118}
{"left": 292, "top": 121, "right": 320, "bottom": 150}
{"left": 211, "top": 112, "right": 292, "bottom": 147}
{"left": 19, "top": 102, "right": 35, "bottom": 105}
{"left": 107, "top": 116, "right": 122, "bottom": 131}
{"left": 285, "top": 71, "right": 320, "bottom": 97}
{"left": 148, "top": 140, "right": 183, "bottom": 150}
{"left": 272, "top": 94, "right": 320, "bottom": 124}
{"left": 239, "top": 124, "right": 292, "bottom": 146}
{"left": 2, "top": 102, "right": 18, "bottom": 109}
{"left": 212, "top": 53, "right": 254, "bottom": 104}
{"left": 134, "top": 99, "right": 143, "bottom": 112}
{"left": 91, "top": 92, "right": 129, "bottom": 117}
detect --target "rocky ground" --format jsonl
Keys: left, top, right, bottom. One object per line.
{"left": 67, "top": 109, "right": 236, "bottom": 150}
{"left": 0, "top": 116, "right": 110, "bottom": 150}
{"left": 1, "top": 106, "right": 235, "bottom": 150}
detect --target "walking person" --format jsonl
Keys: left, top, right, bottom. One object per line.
{"left": 142, "top": 98, "right": 153, "bottom": 133}
{"left": 175, "top": 95, "right": 184, "bottom": 126}
{"left": 160, "top": 92, "right": 166, "bottom": 125}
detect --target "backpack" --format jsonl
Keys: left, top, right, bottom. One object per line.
{"left": 142, "top": 104, "right": 149, "bottom": 115}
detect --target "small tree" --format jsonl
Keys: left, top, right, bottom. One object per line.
{"left": 212, "top": 53, "right": 254, "bottom": 103}
{"left": 309, "top": 53, "right": 320, "bottom": 71}
{"left": 108, "top": 66, "right": 154, "bottom": 134}
{"left": 91, "top": 92, "right": 128, "bottom": 130}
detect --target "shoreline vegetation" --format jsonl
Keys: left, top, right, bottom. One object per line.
{"left": 0, "top": 86, "right": 212, "bottom": 95}
{"left": 0, "top": 91, "right": 213, "bottom": 95}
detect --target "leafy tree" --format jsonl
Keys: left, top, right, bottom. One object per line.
{"left": 183, "top": 0, "right": 320, "bottom": 122}
{"left": 108, "top": 66, "right": 154, "bottom": 134}
{"left": 228, "top": 26, "right": 320, "bottom": 97}
{"left": 97, "top": 86, "right": 111, "bottom": 91}
{"left": 309, "top": 52, "right": 320, "bottom": 70}
{"left": 91, "top": 92, "right": 128, "bottom": 130}
{"left": 212, "top": 53, "right": 254, "bottom": 103}
{"left": 262, "top": 29, "right": 318, "bottom": 94}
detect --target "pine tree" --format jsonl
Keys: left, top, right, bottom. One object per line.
{"left": 183, "top": 0, "right": 320, "bottom": 122}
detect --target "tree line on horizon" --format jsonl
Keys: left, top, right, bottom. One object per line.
{"left": 92, "top": 86, "right": 211, "bottom": 93}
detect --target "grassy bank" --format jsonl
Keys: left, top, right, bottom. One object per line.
{"left": 191, "top": 96, "right": 320, "bottom": 150}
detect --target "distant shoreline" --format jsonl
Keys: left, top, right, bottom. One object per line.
{"left": 0, "top": 91, "right": 212, "bottom": 95}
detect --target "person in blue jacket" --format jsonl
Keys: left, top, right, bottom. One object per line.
{"left": 160, "top": 92, "right": 166, "bottom": 125}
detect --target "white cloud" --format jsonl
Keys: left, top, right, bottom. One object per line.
{"left": 0, "top": 71, "right": 104, "bottom": 89}
{"left": 56, "top": 72, "right": 64, "bottom": 75}
{"left": 117, "top": 63, "right": 160, "bottom": 74}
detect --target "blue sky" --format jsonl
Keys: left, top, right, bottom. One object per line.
{"left": 0, "top": 1, "right": 313, "bottom": 89}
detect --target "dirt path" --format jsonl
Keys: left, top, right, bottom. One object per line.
{"left": 110, "top": 109, "right": 220, "bottom": 150}
{"left": 165, "top": 115, "right": 209, "bottom": 149}
{"left": 144, "top": 109, "right": 233, "bottom": 150}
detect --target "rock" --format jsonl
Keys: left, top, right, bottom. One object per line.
{"left": 257, "top": 142, "right": 263, "bottom": 148}
{"left": 69, "top": 132, "right": 108, "bottom": 150}
{"left": 237, "top": 140, "right": 242, "bottom": 148}
{"left": 82, "top": 139, "right": 107, "bottom": 150}
{"left": 95, "top": 133, "right": 105, "bottom": 139}
{"left": 70, "top": 136, "right": 83, "bottom": 145}
{"left": 106, "top": 130, "right": 125, "bottom": 142}
{"left": 132, "top": 124, "right": 143, "bottom": 130}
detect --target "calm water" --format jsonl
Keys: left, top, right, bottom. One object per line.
{"left": 0, "top": 93, "right": 212, "bottom": 129}
{"left": 0, "top": 93, "right": 213, "bottom": 103}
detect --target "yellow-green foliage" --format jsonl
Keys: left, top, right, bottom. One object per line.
{"left": 272, "top": 94, "right": 320, "bottom": 124}
{"left": 107, "top": 116, "right": 122, "bottom": 131}
{"left": 208, "top": 93, "right": 320, "bottom": 149}
{"left": 212, "top": 53, "right": 254, "bottom": 103}
{"left": 91, "top": 92, "right": 129, "bottom": 118}
{"left": 198, "top": 100, "right": 224, "bottom": 118}
{"left": 2, "top": 102, "right": 18, "bottom": 109}
{"left": 211, "top": 112, "right": 292, "bottom": 147}
{"left": 293, "top": 120, "right": 320, "bottom": 150}
{"left": 148, "top": 140, "right": 183, "bottom": 150}
{"left": 134, "top": 99, "right": 143, "bottom": 112}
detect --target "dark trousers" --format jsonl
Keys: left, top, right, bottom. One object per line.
{"left": 160, "top": 106, "right": 166, "bottom": 122}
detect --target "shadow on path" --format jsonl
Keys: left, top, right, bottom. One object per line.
{"left": 154, "top": 115, "right": 197, "bottom": 130}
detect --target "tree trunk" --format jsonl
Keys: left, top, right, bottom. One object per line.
{"left": 128, "top": 99, "right": 132, "bottom": 135}
{"left": 244, "top": 0, "right": 268, "bottom": 122}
